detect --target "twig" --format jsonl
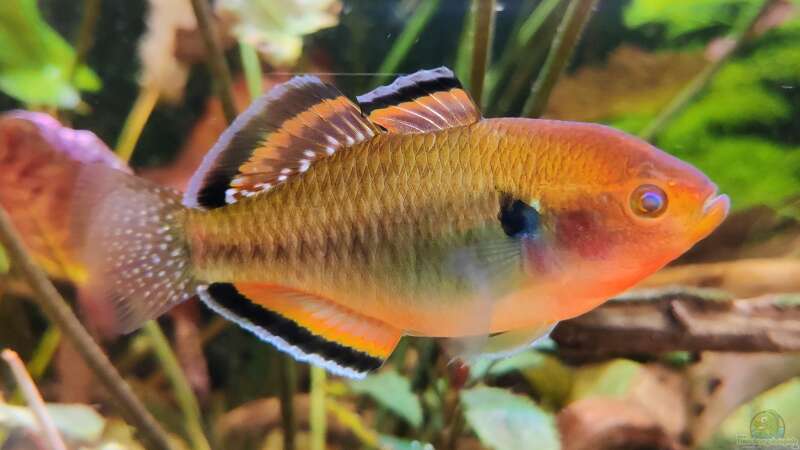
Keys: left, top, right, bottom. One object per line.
{"left": 115, "top": 86, "right": 159, "bottom": 162}
{"left": 553, "top": 291, "right": 800, "bottom": 357}
{"left": 239, "top": 41, "right": 263, "bottom": 101}
{"left": 484, "top": 0, "right": 560, "bottom": 111}
{"left": 189, "top": 0, "right": 237, "bottom": 124}
{"left": 11, "top": 326, "right": 61, "bottom": 404}
{"left": 68, "top": 0, "right": 101, "bottom": 83}
{"left": 310, "top": 366, "right": 327, "bottom": 450}
{"left": 521, "top": 0, "right": 597, "bottom": 117}
{"left": 0, "top": 206, "right": 174, "bottom": 450}
{"left": 142, "top": 321, "right": 211, "bottom": 450}
{"left": 278, "top": 356, "right": 297, "bottom": 450}
{"left": 638, "top": 0, "right": 774, "bottom": 141}
{"left": 638, "top": 258, "right": 800, "bottom": 298}
{"left": 2, "top": 349, "right": 67, "bottom": 450}
{"left": 372, "top": 0, "right": 442, "bottom": 87}
{"left": 469, "top": 0, "right": 497, "bottom": 107}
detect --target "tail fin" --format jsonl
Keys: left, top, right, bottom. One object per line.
{"left": 71, "top": 163, "right": 196, "bottom": 333}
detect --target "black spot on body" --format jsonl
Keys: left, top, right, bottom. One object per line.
{"left": 498, "top": 193, "right": 540, "bottom": 239}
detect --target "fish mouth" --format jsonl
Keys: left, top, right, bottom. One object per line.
{"left": 692, "top": 189, "right": 731, "bottom": 241}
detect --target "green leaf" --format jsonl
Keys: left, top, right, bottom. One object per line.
{"left": 349, "top": 369, "right": 422, "bottom": 428}
{"left": 0, "top": 0, "right": 101, "bottom": 108}
{"left": 0, "top": 403, "right": 105, "bottom": 442}
{"left": 216, "top": 0, "right": 341, "bottom": 67}
{"left": 461, "top": 386, "right": 560, "bottom": 450}
{"left": 0, "top": 245, "right": 8, "bottom": 274}
{"left": 378, "top": 435, "right": 435, "bottom": 450}
{"left": 569, "top": 359, "right": 641, "bottom": 401}
{"left": 624, "top": 0, "right": 760, "bottom": 42}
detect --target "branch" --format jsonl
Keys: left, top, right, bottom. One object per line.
{"left": 521, "top": 0, "right": 597, "bottom": 117}
{"left": 553, "top": 290, "right": 800, "bottom": 357}
{"left": 637, "top": 258, "right": 800, "bottom": 298}
{"left": 190, "top": 0, "right": 237, "bottom": 124}
{"left": 0, "top": 207, "right": 174, "bottom": 450}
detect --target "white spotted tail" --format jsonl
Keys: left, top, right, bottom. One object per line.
{"left": 71, "top": 163, "right": 196, "bottom": 333}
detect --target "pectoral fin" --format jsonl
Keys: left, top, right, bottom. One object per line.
{"left": 442, "top": 323, "right": 557, "bottom": 362}
{"left": 198, "top": 283, "right": 402, "bottom": 378}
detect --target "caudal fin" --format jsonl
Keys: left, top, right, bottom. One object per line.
{"left": 71, "top": 163, "right": 196, "bottom": 333}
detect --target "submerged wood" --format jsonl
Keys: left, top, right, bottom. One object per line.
{"left": 554, "top": 290, "right": 800, "bottom": 356}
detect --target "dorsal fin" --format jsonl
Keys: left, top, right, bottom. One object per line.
{"left": 185, "top": 76, "right": 381, "bottom": 209}
{"left": 356, "top": 67, "right": 480, "bottom": 134}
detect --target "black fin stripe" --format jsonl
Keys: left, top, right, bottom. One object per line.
{"left": 207, "top": 283, "right": 383, "bottom": 373}
{"left": 357, "top": 67, "right": 463, "bottom": 115}
{"left": 195, "top": 77, "right": 342, "bottom": 209}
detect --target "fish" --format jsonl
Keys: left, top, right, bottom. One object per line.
{"left": 68, "top": 67, "right": 730, "bottom": 378}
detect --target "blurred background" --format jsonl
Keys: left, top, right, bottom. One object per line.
{"left": 0, "top": 0, "right": 799, "bottom": 449}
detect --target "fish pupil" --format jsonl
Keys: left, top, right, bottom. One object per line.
{"left": 498, "top": 194, "right": 540, "bottom": 238}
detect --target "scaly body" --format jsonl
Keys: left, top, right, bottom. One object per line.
{"left": 69, "top": 68, "right": 729, "bottom": 377}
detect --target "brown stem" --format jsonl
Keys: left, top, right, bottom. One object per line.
{"left": 0, "top": 207, "right": 174, "bottom": 450}
{"left": 279, "top": 356, "right": 297, "bottom": 450}
{"left": 469, "top": 0, "right": 497, "bottom": 107}
{"left": 521, "top": 0, "right": 597, "bottom": 117}
{"left": 189, "top": 0, "right": 237, "bottom": 124}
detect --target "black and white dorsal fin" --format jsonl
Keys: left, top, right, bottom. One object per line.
{"left": 184, "top": 76, "right": 381, "bottom": 209}
{"left": 356, "top": 67, "right": 481, "bottom": 134}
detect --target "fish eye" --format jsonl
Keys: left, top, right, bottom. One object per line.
{"left": 630, "top": 184, "right": 667, "bottom": 218}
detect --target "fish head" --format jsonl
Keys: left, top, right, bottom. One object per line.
{"left": 510, "top": 120, "right": 730, "bottom": 300}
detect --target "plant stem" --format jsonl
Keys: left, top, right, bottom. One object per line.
{"left": 189, "top": 0, "right": 237, "bottom": 124}
{"left": 142, "top": 321, "right": 211, "bottom": 450}
{"left": 68, "top": 0, "right": 101, "bottom": 83}
{"left": 115, "top": 86, "right": 159, "bottom": 163}
{"left": 373, "top": 0, "right": 442, "bottom": 87}
{"left": 278, "top": 356, "right": 297, "bottom": 450}
{"left": 0, "top": 207, "right": 174, "bottom": 450}
{"left": 310, "top": 366, "right": 327, "bottom": 450}
{"left": 239, "top": 41, "right": 263, "bottom": 101}
{"left": 2, "top": 349, "right": 67, "bottom": 450}
{"left": 485, "top": 0, "right": 560, "bottom": 111}
{"left": 521, "top": 0, "right": 597, "bottom": 118}
{"left": 10, "top": 326, "right": 61, "bottom": 404}
{"left": 453, "top": 2, "right": 476, "bottom": 88}
{"left": 469, "top": 0, "right": 497, "bottom": 107}
{"left": 637, "top": 0, "right": 774, "bottom": 141}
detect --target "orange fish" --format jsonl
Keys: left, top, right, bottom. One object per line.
{"left": 70, "top": 68, "right": 729, "bottom": 378}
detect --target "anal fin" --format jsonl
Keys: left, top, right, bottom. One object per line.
{"left": 442, "top": 323, "right": 556, "bottom": 363}
{"left": 198, "top": 283, "right": 401, "bottom": 378}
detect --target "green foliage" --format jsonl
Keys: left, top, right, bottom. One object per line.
{"left": 461, "top": 386, "right": 560, "bottom": 450}
{"left": 624, "top": 0, "right": 760, "bottom": 42}
{"left": 702, "top": 378, "right": 800, "bottom": 449}
{"left": 378, "top": 435, "right": 435, "bottom": 450}
{"left": 349, "top": 369, "right": 423, "bottom": 428}
{"left": 0, "top": 245, "right": 7, "bottom": 274}
{"left": 612, "top": 5, "right": 800, "bottom": 212}
{"left": 0, "top": 0, "right": 100, "bottom": 108}
{"left": 569, "top": 359, "right": 641, "bottom": 401}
